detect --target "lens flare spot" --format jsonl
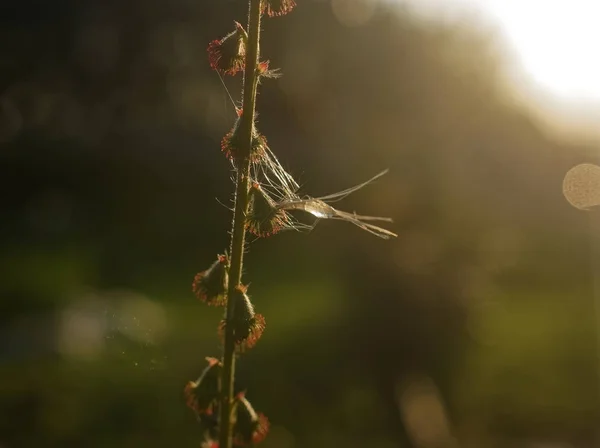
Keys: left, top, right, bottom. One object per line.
{"left": 563, "top": 163, "right": 600, "bottom": 210}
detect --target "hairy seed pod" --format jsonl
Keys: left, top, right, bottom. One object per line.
{"left": 247, "top": 183, "right": 290, "bottom": 237}
{"left": 207, "top": 22, "right": 248, "bottom": 75}
{"left": 221, "top": 114, "right": 267, "bottom": 163}
{"left": 218, "top": 285, "right": 265, "bottom": 353}
{"left": 184, "top": 357, "right": 223, "bottom": 416}
{"left": 233, "top": 393, "right": 270, "bottom": 446}
{"left": 192, "top": 254, "right": 229, "bottom": 306}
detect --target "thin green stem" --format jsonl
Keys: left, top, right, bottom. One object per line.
{"left": 219, "top": 0, "right": 262, "bottom": 447}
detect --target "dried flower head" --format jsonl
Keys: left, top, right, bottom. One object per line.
{"left": 233, "top": 393, "right": 270, "bottom": 446}
{"left": 207, "top": 22, "right": 248, "bottom": 75}
{"left": 218, "top": 285, "right": 265, "bottom": 353}
{"left": 184, "top": 357, "right": 223, "bottom": 415}
{"left": 261, "top": 0, "right": 297, "bottom": 17}
{"left": 247, "top": 183, "right": 291, "bottom": 237}
{"left": 192, "top": 254, "right": 229, "bottom": 306}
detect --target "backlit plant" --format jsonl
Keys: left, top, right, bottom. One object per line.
{"left": 185, "top": 1, "right": 396, "bottom": 446}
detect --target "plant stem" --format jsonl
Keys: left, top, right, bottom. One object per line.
{"left": 219, "top": 1, "right": 262, "bottom": 447}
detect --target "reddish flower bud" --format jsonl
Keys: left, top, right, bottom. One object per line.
{"left": 246, "top": 183, "right": 290, "bottom": 237}
{"left": 257, "top": 61, "right": 281, "bottom": 79}
{"left": 261, "top": 0, "right": 296, "bottom": 17}
{"left": 207, "top": 22, "right": 248, "bottom": 75}
{"left": 192, "top": 254, "right": 229, "bottom": 306}
{"left": 184, "top": 357, "right": 222, "bottom": 415}
{"left": 221, "top": 114, "right": 267, "bottom": 163}
{"left": 233, "top": 393, "right": 270, "bottom": 446}
{"left": 218, "top": 285, "right": 265, "bottom": 353}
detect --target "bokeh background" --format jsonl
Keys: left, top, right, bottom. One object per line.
{"left": 2, "top": 0, "right": 600, "bottom": 447}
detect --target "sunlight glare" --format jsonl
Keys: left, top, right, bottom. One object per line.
{"left": 397, "top": 0, "right": 600, "bottom": 103}
{"left": 488, "top": 0, "right": 600, "bottom": 102}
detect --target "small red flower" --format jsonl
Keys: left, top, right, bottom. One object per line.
{"left": 257, "top": 61, "right": 281, "bottom": 79}
{"left": 184, "top": 357, "right": 222, "bottom": 415}
{"left": 192, "top": 254, "right": 229, "bottom": 306}
{"left": 218, "top": 285, "right": 265, "bottom": 353}
{"left": 261, "top": 0, "right": 297, "bottom": 17}
{"left": 258, "top": 61, "right": 269, "bottom": 74}
{"left": 233, "top": 393, "right": 270, "bottom": 446}
{"left": 207, "top": 22, "right": 248, "bottom": 75}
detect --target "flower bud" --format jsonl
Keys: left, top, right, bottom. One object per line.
{"left": 261, "top": 0, "right": 297, "bottom": 17}
{"left": 219, "top": 285, "right": 265, "bottom": 353}
{"left": 247, "top": 183, "right": 290, "bottom": 237}
{"left": 192, "top": 254, "right": 229, "bottom": 306}
{"left": 207, "top": 22, "right": 248, "bottom": 75}
{"left": 233, "top": 393, "right": 270, "bottom": 446}
{"left": 184, "top": 357, "right": 222, "bottom": 415}
{"left": 257, "top": 61, "right": 281, "bottom": 79}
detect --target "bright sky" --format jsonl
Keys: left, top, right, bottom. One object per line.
{"left": 398, "top": 0, "right": 600, "bottom": 104}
